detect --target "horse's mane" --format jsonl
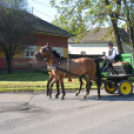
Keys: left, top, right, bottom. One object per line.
{"left": 52, "top": 50, "right": 66, "bottom": 59}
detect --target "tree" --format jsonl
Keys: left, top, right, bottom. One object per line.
{"left": 119, "top": 0, "right": 134, "bottom": 52}
{"left": 52, "top": 15, "right": 88, "bottom": 41}
{"left": 0, "top": 0, "right": 35, "bottom": 73}
{"left": 104, "top": 0, "right": 124, "bottom": 54}
{"left": 50, "top": 0, "right": 124, "bottom": 53}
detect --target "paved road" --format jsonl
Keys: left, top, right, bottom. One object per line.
{"left": 0, "top": 90, "right": 134, "bottom": 134}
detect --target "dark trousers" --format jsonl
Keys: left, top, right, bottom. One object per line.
{"left": 101, "top": 60, "right": 117, "bottom": 74}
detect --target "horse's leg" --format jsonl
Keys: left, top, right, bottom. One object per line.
{"left": 92, "top": 76, "right": 101, "bottom": 99}
{"left": 82, "top": 74, "right": 91, "bottom": 99}
{"left": 48, "top": 79, "right": 58, "bottom": 99}
{"left": 46, "top": 74, "right": 53, "bottom": 96}
{"left": 84, "top": 78, "right": 88, "bottom": 91}
{"left": 75, "top": 77, "right": 83, "bottom": 96}
{"left": 94, "top": 60, "right": 101, "bottom": 99}
{"left": 55, "top": 80, "right": 60, "bottom": 99}
{"left": 95, "top": 79, "right": 101, "bottom": 99}
{"left": 59, "top": 77, "right": 66, "bottom": 100}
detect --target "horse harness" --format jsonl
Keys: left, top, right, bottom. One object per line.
{"left": 47, "top": 58, "right": 79, "bottom": 77}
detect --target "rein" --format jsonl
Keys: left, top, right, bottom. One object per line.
{"left": 47, "top": 65, "right": 80, "bottom": 77}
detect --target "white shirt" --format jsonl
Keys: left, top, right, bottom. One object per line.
{"left": 102, "top": 48, "right": 117, "bottom": 60}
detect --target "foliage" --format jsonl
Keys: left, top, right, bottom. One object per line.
{"left": 50, "top": 0, "right": 133, "bottom": 53}
{"left": 119, "top": 0, "right": 134, "bottom": 27}
{"left": 50, "top": 0, "right": 117, "bottom": 34}
{"left": 52, "top": 14, "right": 88, "bottom": 41}
{"left": 119, "top": 0, "right": 134, "bottom": 52}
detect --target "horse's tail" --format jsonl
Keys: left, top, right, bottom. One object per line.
{"left": 94, "top": 59, "right": 101, "bottom": 87}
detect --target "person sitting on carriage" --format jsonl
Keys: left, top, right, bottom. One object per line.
{"left": 99, "top": 41, "right": 118, "bottom": 74}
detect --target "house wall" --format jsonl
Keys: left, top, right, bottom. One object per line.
{"left": 68, "top": 42, "right": 113, "bottom": 55}
{"left": 0, "top": 58, "right": 32, "bottom": 69}
{"left": 68, "top": 42, "right": 132, "bottom": 56}
{"left": 34, "top": 34, "right": 68, "bottom": 48}
{"left": 63, "top": 48, "right": 68, "bottom": 57}
{"left": 0, "top": 34, "right": 68, "bottom": 69}
{"left": 35, "top": 34, "right": 68, "bottom": 57}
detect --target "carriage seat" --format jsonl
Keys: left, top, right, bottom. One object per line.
{"left": 108, "top": 54, "right": 133, "bottom": 75}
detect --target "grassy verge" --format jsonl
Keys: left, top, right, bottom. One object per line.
{"left": 0, "top": 73, "right": 102, "bottom": 92}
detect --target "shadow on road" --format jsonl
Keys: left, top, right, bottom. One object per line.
{"left": 65, "top": 93, "right": 134, "bottom": 102}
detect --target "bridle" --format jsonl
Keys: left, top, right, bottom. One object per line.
{"left": 41, "top": 47, "right": 61, "bottom": 66}
{"left": 40, "top": 47, "right": 52, "bottom": 61}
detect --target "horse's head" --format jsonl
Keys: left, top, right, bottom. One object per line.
{"left": 34, "top": 43, "right": 52, "bottom": 61}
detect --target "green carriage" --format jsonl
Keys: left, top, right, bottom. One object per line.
{"left": 102, "top": 53, "right": 134, "bottom": 96}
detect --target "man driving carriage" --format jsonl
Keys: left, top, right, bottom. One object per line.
{"left": 99, "top": 41, "right": 118, "bottom": 74}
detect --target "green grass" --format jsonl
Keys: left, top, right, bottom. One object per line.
{"left": 0, "top": 72, "right": 48, "bottom": 81}
{"left": 0, "top": 73, "right": 101, "bottom": 92}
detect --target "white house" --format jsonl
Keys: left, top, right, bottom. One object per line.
{"left": 68, "top": 27, "right": 132, "bottom": 58}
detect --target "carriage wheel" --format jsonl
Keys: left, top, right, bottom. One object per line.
{"left": 118, "top": 80, "right": 133, "bottom": 96}
{"left": 104, "top": 81, "right": 117, "bottom": 94}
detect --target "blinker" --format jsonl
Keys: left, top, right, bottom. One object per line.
{"left": 41, "top": 47, "right": 46, "bottom": 53}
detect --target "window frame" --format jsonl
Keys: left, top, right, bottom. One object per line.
{"left": 25, "top": 46, "right": 37, "bottom": 59}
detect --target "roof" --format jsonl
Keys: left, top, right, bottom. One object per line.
{"left": 1, "top": 7, "right": 70, "bottom": 37}
{"left": 33, "top": 16, "right": 70, "bottom": 37}
{"left": 68, "top": 27, "right": 129, "bottom": 43}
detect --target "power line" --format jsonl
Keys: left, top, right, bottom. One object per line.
{"left": 32, "top": 0, "right": 51, "bottom": 7}
{"left": 33, "top": 7, "right": 54, "bottom": 19}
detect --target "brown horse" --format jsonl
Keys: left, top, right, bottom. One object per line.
{"left": 34, "top": 44, "right": 101, "bottom": 100}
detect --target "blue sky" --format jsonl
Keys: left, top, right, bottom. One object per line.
{"left": 27, "top": 0, "right": 58, "bottom": 22}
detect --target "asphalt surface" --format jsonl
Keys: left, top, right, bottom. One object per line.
{"left": 0, "top": 89, "right": 134, "bottom": 134}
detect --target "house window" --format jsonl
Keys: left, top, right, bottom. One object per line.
{"left": 26, "top": 52, "right": 29, "bottom": 57}
{"left": 81, "top": 51, "right": 86, "bottom": 55}
{"left": 25, "top": 46, "right": 36, "bottom": 58}
{"left": 31, "top": 52, "right": 34, "bottom": 56}
{"left": 102, "top": 52, "right": 106, "bottom": 55}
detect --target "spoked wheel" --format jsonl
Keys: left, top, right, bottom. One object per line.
{"left": 118, "top": 80, "right": 133, "bottom": 96}
{"left": 104, "top": 81, "right": 117, "bottom": 94}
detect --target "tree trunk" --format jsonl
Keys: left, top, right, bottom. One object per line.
{"left": 128, "top": 27, "right": 134, "bottom": 53}
{"left": 111, "top": 20, "right": 124, "bottom": 54}
{"left": 6, "top": 59, "right": 12, "bottom": 74}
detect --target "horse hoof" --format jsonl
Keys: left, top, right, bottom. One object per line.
{"left": 81, "top": 95, "right": 86, "bottom": 99}
{"left": 55, "top": 95, "right": 59, "bottom": 99}
{"left": 60, "top": 96, "right": 64, "bottom": 100}
{"left": 48, "top": 94, "right": 52, "bottom": 99}
{"left": 75, "top": 93, "right": 79, "bottom": 96}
